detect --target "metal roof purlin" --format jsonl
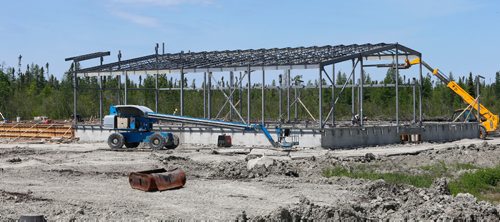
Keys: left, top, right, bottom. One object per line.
{"left": 76, "top": 43, "right": 420, "bottom": 75}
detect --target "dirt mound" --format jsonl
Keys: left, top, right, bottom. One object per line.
{"left": 156, "top": 154, "right": 303, "bottom": 179}
{"left": 249, "top": 180, "right": 499, "bottom": 221}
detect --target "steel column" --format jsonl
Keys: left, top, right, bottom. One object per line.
{"left": 419, "top": 55, "right": 423, "bottom": 126}
{"left": 287, "top": 69, "right": 291, "bottom": 122}
{"left": 395, "top": 45, "right": 400, "bottom": 129}
{"left": 73, "top": 62, "right": 78, "bottom": 125}
{"left": 294, "top": 81, "right": 298, "bottom": 121}
{"left": 413, "top": 79, "right": 416, "bottom": 123}
{"left": 155, "top": 45, "right": 159, "bottom": 112}
{"left": 360, "top": 57, "right": 364, "bottom": 126}
{"left": 261, "top": 69, "right": 265, "bottom": 125}
{"left": 239, "top": 72, "right": 243, "bottom": 115}
{"left": 352, "top": 59, "right": 356, "bottom": 118}
{"left": 229, "top": 71, "right": 234, "bottom": 121}
{"left": 319, "top": 66, "right": 323, "bottom": 129}
{"left": 180, "top": 69, "right": 184, "bottom": 116}
{"left": 124, "top": 71, "right": 128, "bottom": 105}
{"left": 99, "top": 57, "right": 103, "bottom": 125}
{"left": 331, "top": 64, "right": 335, "bottom": 126}
{"left": 203, "top": 72, "right": 206, "bottom": 118}
{"left": 247, "top": 66, "right": 251, "bottom": 124}
{"left": 117, "top": 51, "right": 122, "bottom": 105}
{"left": 279, "top": 74, "right": 283, "bottom": 122}
{"left": 208, "top": 72, "right": 212, "bottom": 118}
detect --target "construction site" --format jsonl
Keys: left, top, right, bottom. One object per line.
{"left": 1, "top": 43, "right": 499, "bottom": 221}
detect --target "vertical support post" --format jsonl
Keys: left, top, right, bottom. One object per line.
{"left": 287, "top": 69, "right": 291, "bottom": 122}
{"left": 239, "top": 72, "right": 243, "bottom": 115}
{"left": 73, "top": 61, "right": 78, "bottom": 125}
{"left": 294, "top": 81, "right": 298, "bottom": 121}
{"left": 203, "top": 72, "right": 207, "bottom": 118}
{"left": 419, "top": 55, "right": 423, "bottom": 126}
{"left": 229, "top": 71, "right": 234, "bottom": 121}
{"left": 247, "top": 66, "right": 251, "bottom": 124}
{"left": 279, "top": 74, "right": 283, "bottom": 122}
{"left": 413, "top": 79, "right": 416, "bottom": 123}
{"left": 124, "top": 71, "right": 128, "bottom": 105}
{"left": 332, "top": 64, "right": 336, "bottom": 126}
{"left": 117, "top": 51, "right": 122, "bottom": 105}
{"left": 359, "top": 57, "right": 364, "bottom": 126}
{"left": 155, "top": 45, "right": 159, "bottom": 112}
{"left": 319, "top": 65, "right": 323, "bottom": 129}
{"left": 180, "top": 68, "right": 184, "bottom": 116}
{"left": 476, "top": 75, "right": 481, "bottom": 124}
{"left": 208, "top": 72, "right": 212, "bottom": 118}
{"left": 261, "top": 69, "right": 265, "bottom": 125}
{"left": 395, "top": 45, "right": 400, "bottom": 130}
{"left": 99, "top": 57, "right": 103, "bottom": 125}
{"left": 351, "top": 59, "right": 356, "bottom": 119}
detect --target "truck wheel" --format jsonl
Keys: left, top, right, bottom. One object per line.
{"left": 479, "top": 126, "right": 487, "bottom": 140}
{"left": 165, "top": 135, "right": 180, "bottom": 149}
{"left": 125, "top": 142, "right": 140, "bottom": 148}
{"left": 108, "top": 133, "right": 125, "bottom": 149}
{"left": 149, "top": 133, "right": 166, "bottom": 150}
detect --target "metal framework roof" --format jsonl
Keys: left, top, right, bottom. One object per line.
{"left": 77, "top": 43, "right": 420, "bottom": 76}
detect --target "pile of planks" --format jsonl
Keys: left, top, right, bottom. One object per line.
{"left": 0, "top": 123, "right": 74, "bottom": 139}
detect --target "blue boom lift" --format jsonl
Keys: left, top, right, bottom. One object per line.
{"left": 103, "top": 105, "right": 299, "bottom": 150}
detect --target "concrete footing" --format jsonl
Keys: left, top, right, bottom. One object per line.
{"left": 76, "top": 122, "right": 479, "bottom": 149}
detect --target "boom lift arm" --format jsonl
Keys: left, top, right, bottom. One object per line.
{"left": 146, "top": 112, "right": 298, "bottom": 148}
{"left": 403, "top": 58, "right": 499, "bottom": 134}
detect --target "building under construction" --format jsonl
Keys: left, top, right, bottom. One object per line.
{"left": 66, "top": 43, "right": 479, "bottom": 148}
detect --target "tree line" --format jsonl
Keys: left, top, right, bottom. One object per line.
{"left": 0, "top": 64, "right": 499, "bottom": 123}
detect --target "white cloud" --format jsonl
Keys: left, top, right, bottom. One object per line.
{"left": 111, "top": 10, "right": 160, "bottom": 27}
{"left": 112, "top": 0, "right": 213, "bottom": 7}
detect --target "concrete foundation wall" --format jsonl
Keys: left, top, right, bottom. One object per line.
{"left": 321, "top": 123, "right": 479, "bottom": 149}
{"left": 76, "top": 123, "right": 478, "bottom": 149}
{"left": 76, "top": 125, "right": 321, "bottom": 148}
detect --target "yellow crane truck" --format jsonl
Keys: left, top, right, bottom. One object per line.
{"left": 403, "top": 58, "right": 499, "bottom": 138}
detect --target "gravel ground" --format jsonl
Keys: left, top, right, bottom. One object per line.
{"left": 0, "top": 138, "right": 499, "bottom": 221}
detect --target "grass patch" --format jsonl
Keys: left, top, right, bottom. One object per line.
{"left": 323, "top": 166, "right": 434, "bottom": 188}
{"left": 323, "top": 162, "right": 500, "bottom": 203}
{"left": 448, "top": 165, "right": 500, "bottom": 203}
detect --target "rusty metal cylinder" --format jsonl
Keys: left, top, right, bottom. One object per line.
{"left": 129, "top": 168, "right": 186, "bottom": 192}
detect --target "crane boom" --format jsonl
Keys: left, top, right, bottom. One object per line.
{"left": 404, "top": 58, "right": 499, "bottom": 133}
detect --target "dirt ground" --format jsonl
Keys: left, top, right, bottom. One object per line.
{"left": 0, "top": 138, "right": 499, "bottom": 221}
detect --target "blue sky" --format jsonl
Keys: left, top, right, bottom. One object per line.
{"left": 1, "top": 0, "right": 499, "bottom": 83}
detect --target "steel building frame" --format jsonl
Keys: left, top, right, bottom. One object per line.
{"left": 67, "top": 43, "right": 423, "bottom": 130}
